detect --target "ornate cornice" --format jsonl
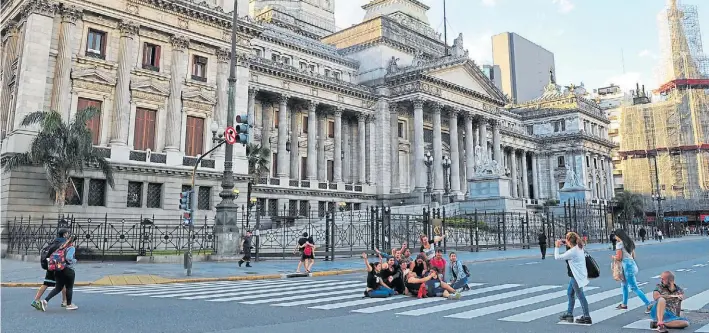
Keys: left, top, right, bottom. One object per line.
{"left": 537, "top": 132, "right": 616, "bottom": 149}
{"left": 22, "top": 0, "right": 56, "bottom": 18}
{"left": 252, "top": 185, "right": 377, "bottom": 200}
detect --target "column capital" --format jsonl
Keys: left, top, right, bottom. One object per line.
{"left": 277, "top": 93, "right": 289, "bottom": 105}
{"left": 333, "top": 107, "right": 343, "bottom": 117}
{"left": 60, "top": 6, "right": 82, "bottom": 23}
{"left": 170, "top": 35, "right": 190, "bottom": 50}
{"left": 357, "top": 112, "right": 367, "bottom": 122}
{"left": 216, "top": 48, "right": 230, "bottom": 63}
{"left": 389, "top": 102, "right": 399, "bottom": 114}
{"left": 430, "top": 102, "right": 442, "bottom": 114}
{"left": 307, "top": 100, "right": 319, "bottom": 112}
{"left": 22, "top": 0, "right": 57, "bottom": 19}
{"left": 248, "top": 86, "right": 258, "bottom": 97}
{"left": 488, "top": 118, "right": 500, "bottom": 127}
{"left": 412, "top": 98, "right": 425, "bottom": 109}
{"left": 118, "top": 21, "right": 140, "bottom": 37}
{"left": 448, "top": 108, "right": 460, "bottom": 117}
{"left": 366, "top": 114, "right": 376, "bottom": 123}
{"left": 3, "top": 21, "right": 19, "bottom": 36}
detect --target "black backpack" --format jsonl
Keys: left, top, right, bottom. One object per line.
{"left": 462, "top": 264, "right": 470, "bottom": 277}
{"left": 40, "top": 240, "right": 62, "bottom": 270}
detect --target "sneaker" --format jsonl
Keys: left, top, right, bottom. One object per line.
{"left": 575, "top": 316, "right": 592, "bottom": 324}
{"left": 40, "top": 300, "right": 47, "bottom": 312}
{"left": 66, "top": 304, "right": 78, "bottom": 310}
{"left": 61, "top": 302, "right": 67, "bottom": 308}
{"left": 31, "top": 301, "right": 42, "bottom": 311}
{"left": 645, "top": 303, "right": 654, "bottom": 314}
{"left": 245, "top": 263, "right": 252, "bottom": 267}
{"left": 656, "top": 323, "right": 668, "bottom": 333}
{"left": 238, "top": 260, "right": 243, "bottom": 267}
{"left": 462, "top": 285, "right": 471, "bottom": 292}
{"left": 650, "top": 321, "right": 658, "bottom": 329}
{"left": 453, "top": 292, "right": 461, "bottom": 300}
{"left": 559, "top": 313, "right": 574, "bottom": 322}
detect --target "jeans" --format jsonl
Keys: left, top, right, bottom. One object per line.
{"left": 368, "top": 286, "right": 396, "bottom": 298}
{"left": 566, "top": 277, "right": 590, "bottom": 317}
{"left": 451, "top": 276, "right": 469, "bottom": 290}
{"left": 621, "top": 259, "right": 651, "bottom": 305}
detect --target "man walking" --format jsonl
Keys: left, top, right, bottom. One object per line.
{"left": 238, "top": 230, "right": 253, "bottom": 268}
{"left": 538, "top": 230, "right": 547, "bottom": 259}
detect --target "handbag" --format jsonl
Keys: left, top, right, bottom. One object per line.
{"left": 585, "top": 251, "right": 600, "bottom": 279}
{"left": 611, "top": 260, "right": 625, "bottom": 282}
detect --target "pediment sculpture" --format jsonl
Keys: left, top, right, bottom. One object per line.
{"left": 412, "top": 49, "right": 426, "bottom": 67}
{"left": 562, "top": 164, "right": 584, "bottom": 188}
{"left": 473, "top": 145, "right": 503, "bottom": 176}
{"left": 451, "top": 33, "right": 468, "bottom": 58}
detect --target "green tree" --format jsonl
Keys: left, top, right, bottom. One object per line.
{"left": 613, "top": 190, "right": 645, "bottom": 229}
{"left": 1, "top": 108, "right": 115, "bottom": 213}
{"left": 245, "top": 143, "right": 270, "bottom": 214}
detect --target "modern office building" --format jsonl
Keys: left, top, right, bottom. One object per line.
{"left": 492, "top": 32, "right": 556, "bottom": 104}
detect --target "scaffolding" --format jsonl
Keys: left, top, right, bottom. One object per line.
{"left": 619, "top": 0, "right": 709, "bottom": 200}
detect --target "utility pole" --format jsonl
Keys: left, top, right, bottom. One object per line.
{"left": 214, "top": 0, "right": 241, "bottom": 256}
{"left": 652, "top": 155, "right": 665, "bottom": 236}
{"left": 443, "top": 0, "right": 448, "bottom": 56}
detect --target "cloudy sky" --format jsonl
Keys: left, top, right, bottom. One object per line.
{"left": 331, "top": 0, "right": 709, "bottom": 92}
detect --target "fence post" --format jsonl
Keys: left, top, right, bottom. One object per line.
{"left": 474, "top": 209, "right": 480, "bottom": 252}
{"left": 524, "top": 211, "right": 530, "bottom": 249}
{"left": 502, "top": 211, "right": 507, "bottom": 251}
{"left": 442, "top": 207, "right": 447, "bottom": 254}
{"left": 370, "top": 207, "right": 375, "bottom": 251}
{"left": 422, "top": 207, "right": 429, "bottom": 240}
{"left": 385, "top": 207, "right": 392, "bottom": 251}
{"left": 374, "top": 207, "right": 380, "bottom": 250}
{"left": 405, "top": 215, "right": 410, "bottom": 247}
{"left": 329, "top": 211, "right": 336, "bottom": 261}
{"left": 324, "top": 210, "right": 331, "bottom": 262}
{"left": 573, "top": 200, "right": 578, "bottom": 232}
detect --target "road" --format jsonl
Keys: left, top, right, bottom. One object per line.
{"left": 3, "top": 237, "right": 708, "bottom": 333}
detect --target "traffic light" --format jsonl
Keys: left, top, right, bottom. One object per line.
{"left": 179, "top": 190, "right": 192, "bottom": 211}
{"left": 235, "top": 114, "right": 249, "bottom": 144}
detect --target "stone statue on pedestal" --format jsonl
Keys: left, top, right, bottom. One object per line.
{"left": 451, "top": 33, "right": 468, "bottom": 58}
{"left": 562, "top": 164, "right": 583, "bottom": 188}
{"left": 387, "top": 56, "right": 399, "bottom": 74}
{"left": 473, "top": 145, "right": 502, "bottom": 176}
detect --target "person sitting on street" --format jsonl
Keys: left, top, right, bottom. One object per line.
{"left": 362, "top": 252, "right": 396, "bottom": 298}
{"left": 429, "top": 249, "right": 446, "bottom": 275}
{"left": 409, "top": 254, "right": 428, "bottom": 277}
{"left": 423, "top": 267, "right": 461, "bottom": 300}
{"left": 380, "top": 257, "right": 405, "bottom": 295}
{"left": 649, "top": 271, "right": 690, "bottom": 333}
{"left": 445, "top": 252, "right": 470, "bottom": 291}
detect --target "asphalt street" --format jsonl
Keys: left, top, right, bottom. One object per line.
{"left": 3, "top": 237, "right": 708, "bottom": 333}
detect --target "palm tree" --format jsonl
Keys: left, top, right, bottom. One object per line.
{"left": 245, "top": 143, "right": 270, "bottom": 217}
{"left": 1, "top": 107, "right": 115, "bottom": 213}
{"left": 613, "top": 190, "right": 644, "bottom": 229}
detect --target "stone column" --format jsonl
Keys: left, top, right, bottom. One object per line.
{"left": 590, "top": 156, "right": 598, "bottom": 198}
{"left": 389, "top": 104, "right": 400, "bottom": 193}
{"left": 448, "top": 109, "right": 461, "bottom": 194}
{"left": 367, "top": 114, "right": 376, "bottom": 185}
{"left": 333, "top": 107, "right": 343, "bottom": 183}
{"left": 50, "top": 6, "right": 82, "bottom": 120}
{"left": 212, "top": 49, "right": 230, "bottom": 158}
{"left": 289, "top": 105, "right": 299, "bottom": 179}
{"left": 0, "top": 22, "right": 19, "bottom": 140}
{"left": 510, "top": 149, "right": 518, "bottom": 198}
{"left": 413, "top": 99, "right": 426, "bottom": 191}
{"left": 479, "top": 118, "right": 488, "bottom": 159}
{"left": 261, "top": 101, "right": 271, "bottom": 148}
{"left": 492, "top": 119, "right": 502, "bottom": 163}
{"left": 548, "top": 153, "right": 557, "bottom": 199}
{"left": 521, "top": 150, "right": 529, "bottom": 198}
{"left": 357, "top": 113, "right": 366, "bottom": 184}
{"left": 306, "top": 101, "right": 318, "bottom": 180}
{"left": 164, "top": 35, "right": 189, "bottom": 152}
{"left": 109, "top": 21, "right": 139, "bottom": 147}
{"left": 607, "top": 158, "right": 615, "bottom": 198}
{"left": 531, "top": 152, "right": 539, "bottom": 199}
{"left": 431, "top": 103, "right": 443, "bottom": 192}
{"left": 276, "top": 94, "right": 289, "bottom": 178}
{"left": 317, "top": 111, "right": 326, "bottom": 181}
{"left": 464, "top": 114, "right": 474, "bottom": 182}
{"left": 246, "top": 86, "right": 257, "bottom": 142}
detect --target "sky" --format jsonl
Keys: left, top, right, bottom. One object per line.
{"left": 331, "top": 0, "right": 709, "bottom": 93}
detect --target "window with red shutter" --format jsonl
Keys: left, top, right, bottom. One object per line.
{"left": 133, "top": 108, "right": 157, "bottom": 151}
{"left": 185, "top": 116, "right": 204, "bottom": 156}
{"left": 142, "top": 43, "right": 161, "bottom": 71}
{"left": 77, "top": 97, "right": 102, "bottom": 145}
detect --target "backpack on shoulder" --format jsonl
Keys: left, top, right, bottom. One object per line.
{"left": 39, "top": 240, "right": 61, "bottom": 270}
{"left": 462, "top": 264, "right": 470, "bottom": 277}
{"left": 47, "top": 246, "right": 69, "bottom": 272}
{"left": 585, "top": 251, "right": 600, "bottom": 279}
{"left": 304, "top": 245, "right": 313, "bottom": 256}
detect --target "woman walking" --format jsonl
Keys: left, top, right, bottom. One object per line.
{"left": 555, "top": 232, "right": 592, "bottom": 324}
{"left": 41, "top": 235, "right": 78, "bottom": 311}
{"left": 612, "top": 229, "right": 652, "bottom": 311}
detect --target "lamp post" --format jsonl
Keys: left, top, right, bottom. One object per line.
{"left": 424, "top": 151, "right": 434, "bottom": 203}
{"left": 442, "top": 155, "right": 451, "bottom": 196}
{"left": 214, "top": 0, "right": 240, "bottom": 255}
{"left": 652, "top": 154, "right": 666, "bottom": 237}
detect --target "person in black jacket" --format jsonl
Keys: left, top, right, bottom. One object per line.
{"left": 538, "top": 230, "right": 548, "bottom": 259}
{"left": 610, "top": 231, "right": 617, "bottom": 251}
{"left": 31, "top": 229, "right": 68, "bottom": 311}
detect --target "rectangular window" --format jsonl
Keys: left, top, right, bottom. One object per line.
{"left": 328, "top": 121, "right": 334, "bottom": 138}
{"left": 282, "top": 57, "right": 290, "bottom": 65}
{"left": 88, "top": 179, "right": 107, "bottom": 207}
{"left": 77, "top": 98, "right": 102, "bottom": 145}
{"left": 527, "top": 125, "right": 534, "bottom": 135}
{"left": 142, "top": 43, "right": 161, "bottom": 71}
{"left": 197, "top": 186, "right": 211, "bottom": 210}
{"left": 185, "top": 116, "right": 204, "bottom": 157}
{"left": 324, "top": 69, "right": 331, "bottom": 77}
{"left": 300, "top": 61, "right": 307, "bottom": 70}
{"left": 146, "top": 183, "right": 162, "bottom": 208}
{"left": 271, "top": 53, "right": 280, "bottom": 62}
{"left": 274, "top": 110, "right": 279, "bottom": 128}
{"left": 398, "top": 121, "right": 404, "bottom": 138}
{"left": 272, "top": 153, "right": 278, "bottom": 177}
{"left": 86, "top": 29, "right": 106, "bottom": 59}
{"left": 327, "top": 160, "right": 334, "bottom": 182}
{"left": 191, "top": 55, "right": 207, "bottom": 81}
{"left": 309, "top": 64, "right": 316, "bottom": 72}
{"left": 254, "top": 48, "right": 263, "bottom": 57}
{"left": 65, "top": 177, "right": 84, "bottom": 206}
{"left": 133, "top": 108, "right": 157, "bottom": 151}
{"left": 557, "top": 156, "right": 565, "bottom": 167}
{"left": 127, "top": 181, "right": 143, "bottom": 208}
{"left": 301, "top": 156, "right": 307, "bottom": 180}
{"left": 333, "top": 72, "right": 341, "bottom": 80}
{"left": 586, "top": 155, "right": 590, "bottom": 167}
{"left": 302, "top": 115, "right": 308, "bottom": 133}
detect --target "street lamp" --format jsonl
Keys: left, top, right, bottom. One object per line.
{"left": 442, "top": 155, "right": 451, "bottom": 195}
{"left": 338, "top": 201, "right": 346, "bottom": 212}
{"left": 210, "top": 121, "right": 224, "bottom": 145}
{"left": 424, "top": 151, "right": 434, "bottom": 203}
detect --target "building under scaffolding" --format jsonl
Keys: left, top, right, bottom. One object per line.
{"left": 619, "top": 0, "right": 709, "bottom": 202}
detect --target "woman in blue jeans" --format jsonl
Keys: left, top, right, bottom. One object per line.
{"left": 555, "top": 232, "right": 592, "bottom": 324}
{"left": 361, "top": 252, "right": 396, "bottom": 298}
{"left": 612, "top": 229, "right": 652, "bottom": 311}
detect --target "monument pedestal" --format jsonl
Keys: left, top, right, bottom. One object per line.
{"left": 558, "top": 186, "right": 591, "bottom": 204}
{"left": 468, "top": 175, "right": 511, "bottom": 199}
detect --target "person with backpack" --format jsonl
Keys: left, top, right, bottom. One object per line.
{"left": 555, "top": 232, "right": 592, "bottom": 324}
{"left": 31, "top": 229, "right": 69, "bottom": 311}
{"left": 445, "top": 252, "right": 471, "bottom": 291}
{"left": 41, "top": 235, "right": 78, "bottom": 311}
{"left": 295, "top": 232, "right": 315, "bottom": 273}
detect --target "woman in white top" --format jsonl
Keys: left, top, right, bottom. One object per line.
{"left": 555, "top": 232, "right": 592, "bottom": 324}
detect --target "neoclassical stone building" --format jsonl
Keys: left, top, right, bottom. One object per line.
{"left": 0, "top": 0, "right": 615, "bottom": 220}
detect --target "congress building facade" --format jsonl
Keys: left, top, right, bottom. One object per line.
{"left": 0, "top": 0, "right": 615, "bottom": 220}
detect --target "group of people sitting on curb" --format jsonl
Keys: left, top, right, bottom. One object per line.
{"left": 362, "top": 234, "right": 470, "bottom": 299}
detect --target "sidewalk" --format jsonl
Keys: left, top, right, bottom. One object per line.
{"left": 2, "top": 235, "right": 704, "bottom": 287}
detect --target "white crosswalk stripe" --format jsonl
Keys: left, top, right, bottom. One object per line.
{"left": 77, "top": 278, "right": 709, "bottom": 331}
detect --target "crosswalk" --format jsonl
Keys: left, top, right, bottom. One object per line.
{"left": 75, "top": 279, "right": 709, "bottom": 331}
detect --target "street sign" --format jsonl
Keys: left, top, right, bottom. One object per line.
{"left": 224, "top": 126, "right": 237, "bottom": 145}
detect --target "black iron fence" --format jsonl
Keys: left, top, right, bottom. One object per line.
{"left": 3, "top": 201, "right": 629, "bottom": 261}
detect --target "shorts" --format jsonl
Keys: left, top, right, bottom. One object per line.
{"left": 43, "top": 270, "right": 57, "bottom": 287}
{"left": 301, "top": 253, "right": 314, "bottom": 261}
